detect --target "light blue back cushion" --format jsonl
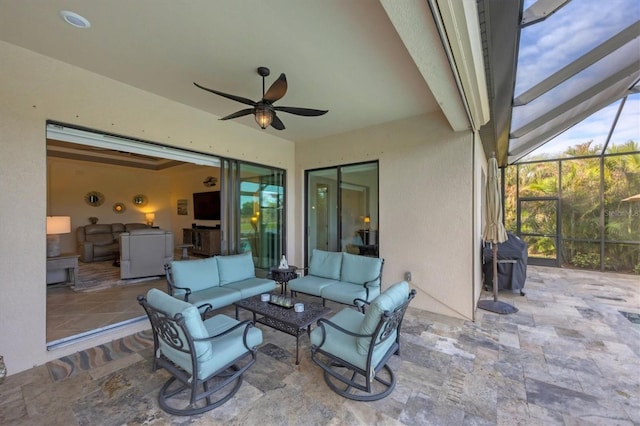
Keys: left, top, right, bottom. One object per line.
{"left": 357, "top": 281, "right": 409, "bottom": 355}
{"left": 171, "top": 257, "right": 219, "bottom": 292}
{"left": 217, "top": 252, "right": 255, "bottom": 285}
{"left": 341, "top": 253, "right": 383, "bottom": 286}
{"left": 309, "top": 249, "right": 343, "bottom": 280}
{"left": 146, "top": 289, "right": 213, "bottom": 365}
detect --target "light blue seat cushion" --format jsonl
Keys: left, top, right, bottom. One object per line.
{"left": 309, "top": 249, "right": 343, "bottom": 280}
{"left": 320, "top": 282, "right": 380, "bottom": 306}
{"left": 198, "top": 314, "right": 263, "bottom": 380}
{"left": 357, "top": 281, "right": 409, "bottom": 355}
{"left": 171, "top": 257, "right": 219, "bottom": 293}
{"left": 341, "top": 253, "right": 383, "bottom": 287}
{"left": 217, "top": 252, "right": 256, "bottom": 285}
{"left": 187, "top": 286, "right": 242, "bottom": 310}
{"left": 289, "top": 275, "right": 340, "bottom": 297}
{"left": 310, "top": 308, "right": 391, "bottom": 371}
{"left": 146, "top": 289, "right": 213, "bottom": 375}
{"left": 225, "top": 277, "right": 276, "bottom": 298}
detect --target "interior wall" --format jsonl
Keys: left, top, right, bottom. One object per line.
{"left": 164, "top": 164, "right": 222, "bottom": 241}
{"left": 47, "top": 157, "right": 222, "bottom": 254}
{"left": 48, "top": 157, "right": 171, "bottom": 252}
{"left": 295, "top": 113, "right": 477, "bottom": 319}
{"left": 0, "top": 41, "right": 295, "bottom": 375}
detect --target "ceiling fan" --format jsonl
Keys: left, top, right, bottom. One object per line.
{"left": 194, "top": 66, "right": 328, "bottom": 130}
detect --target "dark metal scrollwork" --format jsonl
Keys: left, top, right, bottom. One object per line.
{"left": 149, "top": 310, "right": 186, "bottom": 351}
{"left": 378, "top": 304, "right": 410, "bottom": 343}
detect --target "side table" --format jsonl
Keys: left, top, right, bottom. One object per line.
{"left": 176, "top": 243, "right": 194, "bottom": 259}
{"left": 46, "top": 253, "right": 79, "bottom": 286}
{"left": 269, "top": 266, "right": 298, "bottom": 295}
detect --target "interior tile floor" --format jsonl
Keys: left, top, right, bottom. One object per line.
{"left": 3, "top": 265, "right": 639, "bottom": 425}
{"left": 46, "top": 278, "right": 166, "bottom": 342}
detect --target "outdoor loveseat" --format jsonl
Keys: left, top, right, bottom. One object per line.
{"left": 289, "top": 249, "right": 384, "bottom": 311}
{"left": 165, "top": 252, "right": 275, "bottom": 310}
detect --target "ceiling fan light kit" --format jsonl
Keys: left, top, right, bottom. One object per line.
{"left": 194, "top": 66, "right": 328, "bottom": 131}
{"left": 255, "top": 105, "right": 274, "bottom": 129}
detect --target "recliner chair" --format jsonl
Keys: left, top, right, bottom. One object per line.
{"left": 119, "top": 228, "right": 173, "bottom": 279}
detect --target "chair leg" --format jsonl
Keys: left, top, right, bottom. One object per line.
{"left": 321, "top": 361, "right": 396, "bottom": 401}
{"left": 157, "top": 366, "right": 244, "bottom": 416}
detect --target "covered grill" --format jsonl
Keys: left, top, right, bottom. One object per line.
{"left": 482, "top": 232, "right": 527, "bottom": 295}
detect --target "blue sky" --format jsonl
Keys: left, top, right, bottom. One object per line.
{"left": 513, "top": 0, "right": 640, "bottom": 159}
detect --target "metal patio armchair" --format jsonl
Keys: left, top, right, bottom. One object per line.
{"left": 138, "top": 288, "right": 262, "bottom": 415}
{"left": 310, "top": 281, "right": 415, "bottom": 401}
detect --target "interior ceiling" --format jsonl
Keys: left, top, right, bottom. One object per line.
{"left": 0, "top": 0, "right": 446, "bottom": 145}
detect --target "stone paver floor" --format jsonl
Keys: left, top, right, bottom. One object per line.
{"left": 1, "top": 265, "right": 638, "bottom": 425}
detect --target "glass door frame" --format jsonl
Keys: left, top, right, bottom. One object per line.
{"left": 304, "top": 161, "right": 379, "bottom": 267}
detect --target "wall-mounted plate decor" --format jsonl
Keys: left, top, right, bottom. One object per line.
{"left": 85, "top": 191, "right": 105, "bottom": 207}
{"left": 113, "top": 202, "right": 126, "bottom": 213}
{"left": 132, "top": 194, "right": 148, "bottom": 207}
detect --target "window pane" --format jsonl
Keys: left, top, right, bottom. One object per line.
{"left": 340, "top": 163, "right": 378, "bottom": 256}
{"left": 239, "top": 163, "right": 284, "bottom": 270}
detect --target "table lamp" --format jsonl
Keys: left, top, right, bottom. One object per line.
{"left": 145, "top": 212, "right": 155, "bottom": 226}
{"left": 46, "top": 216, "right": 71, "bottom": 257}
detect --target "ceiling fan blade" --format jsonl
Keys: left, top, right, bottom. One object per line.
{"left": 273, "top": 106, "right": 328, "bottom": 116}
{"left": 262, "top": 73, "right": 288, "bottom": 103}
{"left": 271, "top": 114, "right": 285, "bottom": 130}
{"left": 220, "top": 108, "right": 254, "bottom": 120}
{"left": 193, "top": 82, "right": 256, "bottom": 106}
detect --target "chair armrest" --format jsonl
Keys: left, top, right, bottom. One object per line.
{"left": 78, "top": 242, "right": 94, "bottom": 262}
{"left": 314, "top": 317, "right": 372, "bottom": 348}
{"left": 196, "top": 319, "right": 258, "bottom": 351}
{"left": 317, "top": 317, "right": 369, "bottom": 337}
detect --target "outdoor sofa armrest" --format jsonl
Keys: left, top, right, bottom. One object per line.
{"left": 197, "top": 303, "right": 213, "bottom": 319}
{"left": 164, "top": 263, "right": 193, "bottom": 301}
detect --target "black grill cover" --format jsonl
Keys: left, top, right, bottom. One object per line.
{"left": 482, "top": 233, "right": 527, "bottom": 292}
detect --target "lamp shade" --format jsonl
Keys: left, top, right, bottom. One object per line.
{"left": 46, "top": 216, "right": 71, "bottom": 235}
{"left": 145, "top": 213, "right": 155, "bottom": 226}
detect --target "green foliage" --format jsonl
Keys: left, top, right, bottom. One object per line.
{"left": 634, "top": 263, "right": 640, "bottom": 275}
{"left": 570, "top": 252, "right": 615, "bottom": 271}
{"left": 571, "top": 252, "right": 600, "bottom": 269}
{"left": 503, "top": 140, "right": 640, "bottom": 272}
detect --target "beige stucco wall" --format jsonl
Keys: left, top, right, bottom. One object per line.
{"left": 0, "top": 41, "right": 295, "bottom": 374}
{"left": 0, "top": 40, "right": 483, "bottom": 376}
{"left": 295, "top": 113, "right": 477, "bottom": 319}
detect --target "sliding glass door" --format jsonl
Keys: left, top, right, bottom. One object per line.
{"left": 306, "top": 161, "right": 378, "bottom": 264}
{"left": 225, "top": 162, "right": 285, "bottom": 271}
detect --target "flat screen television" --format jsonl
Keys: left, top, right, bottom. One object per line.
{"left": 193, "top": 191, "right": 220, "bottom": 220}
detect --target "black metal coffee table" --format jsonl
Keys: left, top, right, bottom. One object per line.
{"left": 234, "top": 295, "right": 331, "bottom": 365}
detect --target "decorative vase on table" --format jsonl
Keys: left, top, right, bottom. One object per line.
{"left": 278, "top": 255, "right": 289, "bottom": 269}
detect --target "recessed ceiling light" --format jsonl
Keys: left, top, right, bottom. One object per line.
{"left": 60, "top": 10, "right": 91, "bottom": 29}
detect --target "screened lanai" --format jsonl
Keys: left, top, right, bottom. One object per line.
{"left": 480, "top": 0, "right": 639, "bottom": 273}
